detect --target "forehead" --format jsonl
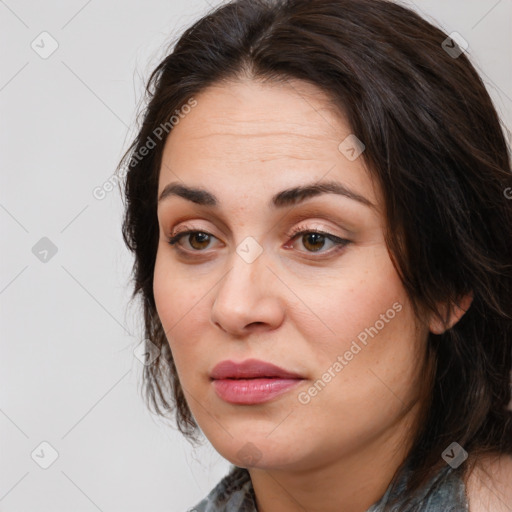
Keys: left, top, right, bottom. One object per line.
{"left": 158, "top": 78, "right": 381, "bottom": 209}
{"left": 165, "top": 78, "right": 343, "bottom": 153}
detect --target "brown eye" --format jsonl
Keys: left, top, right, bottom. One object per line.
{"left": 187, "top": 232, "right": 211, "bottom": 250}
{"left": 301, "top": 233, "right": 328, "bottom": 252}
{"left": 287, "top": 228, "right": 350, "bottom": 255}
{"left": 167, "top": 230, "right": 216, "bottom": 251}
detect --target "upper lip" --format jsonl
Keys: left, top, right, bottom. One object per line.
{"left": 210, "top": 358, "right": 304, "bottom": 380}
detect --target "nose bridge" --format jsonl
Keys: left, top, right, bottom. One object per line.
{"left": 216, "top": 240, "right": 267, "bottom": 307}
{"left": 211, "top": 239, "right": 283, "bottom": 332}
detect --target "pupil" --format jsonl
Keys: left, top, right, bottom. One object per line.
{"left": 304, "top": 233, "right": 324, "bottom": 252}
{"left": 191, "top": 233, "right": 209, "bottom": 249}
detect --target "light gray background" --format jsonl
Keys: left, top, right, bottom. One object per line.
{"left": 1, "top": 1, "right": 511, "bottom": 511}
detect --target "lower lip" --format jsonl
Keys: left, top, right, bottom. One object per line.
{"left": 212, "top": 378, "right": 303, "bottom": 404}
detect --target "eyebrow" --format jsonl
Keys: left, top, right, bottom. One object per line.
{"left": 158, "top": 180, "right": 375, "bottom": 209}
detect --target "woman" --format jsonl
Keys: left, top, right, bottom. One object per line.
{"left": 117, "top": 0, "right": 512, "bottom": 510}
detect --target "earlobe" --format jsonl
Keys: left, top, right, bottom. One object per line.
{"left": 429, "top": 291, "right": 474, "bottom": 335}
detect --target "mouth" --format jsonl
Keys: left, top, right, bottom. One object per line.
{"left": 211, "top": 377, "right": 304, "bottom": 404}
{"left": 210, "top": 358, "right": 305, "bottom": 404}
{"left": 210, "top": 358, "right": 304, "bottom": 380}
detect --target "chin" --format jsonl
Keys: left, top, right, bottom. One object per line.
{"left": 210, "top": 433, "right": 305, "bottom": 470}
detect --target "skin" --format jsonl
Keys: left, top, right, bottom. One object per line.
{"left": 153, "top": 77, "right": 474, "bottom": 512}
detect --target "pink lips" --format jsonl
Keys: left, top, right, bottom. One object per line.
{"left": 210, "top": 358, "right": 304, "bottom": 405}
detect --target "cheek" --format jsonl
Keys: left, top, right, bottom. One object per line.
{"left": 291, "top": 316, "right": 424, "bottom": 465}
{"left": 303, "top": 297, "right": 423, "bottom": 423}
{"left": 152, "top": 249, "right": 207, "bottom": 376}
{"left": 153, "top": 245, "right": 208, "bottom": 323}
{"left": 153, "top": 250, "right": 179, "bottom": 329}
{"left": 297, "top": 244, "right": 411, "bottom": 358}
{"left": 295, "top": 246, "right": 424, "bottom": 410}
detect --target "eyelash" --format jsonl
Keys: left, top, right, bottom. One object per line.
{"left": 166, "top": 223, "right": 351, "bottom": 258}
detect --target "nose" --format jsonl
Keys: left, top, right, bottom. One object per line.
{"left": 210, "top": 249, "right": 285, "bottom": 336}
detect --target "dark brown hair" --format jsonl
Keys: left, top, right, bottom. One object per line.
{"left": 117, "top": 0, "right": 512, "bottom": 508}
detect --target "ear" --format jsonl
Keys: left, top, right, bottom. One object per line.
{"left": 429, "top": 291, "right": 474, "bottom": 335}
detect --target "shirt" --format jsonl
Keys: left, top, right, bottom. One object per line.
{"left": 186, "top": 459, "right": 469, "bottom": 511}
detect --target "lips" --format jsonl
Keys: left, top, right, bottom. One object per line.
{"left": 210, "top": 359, "right": 305, "bottom": 404}
{"left": 210, "top": 358, "right": 303, "bottom": 380}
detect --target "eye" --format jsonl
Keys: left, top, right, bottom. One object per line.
{"left": 166, "top": 224, "right": 351, "bottom": 257}
{"left": 167, "top": 228, "right": 219, "bottom": 251}
{"left": 285, "top": 225, "right": 351, "bottom": 255}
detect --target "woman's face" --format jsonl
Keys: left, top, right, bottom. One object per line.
{"left": 154, "top": 78, "right": 431, "bottom": 470}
